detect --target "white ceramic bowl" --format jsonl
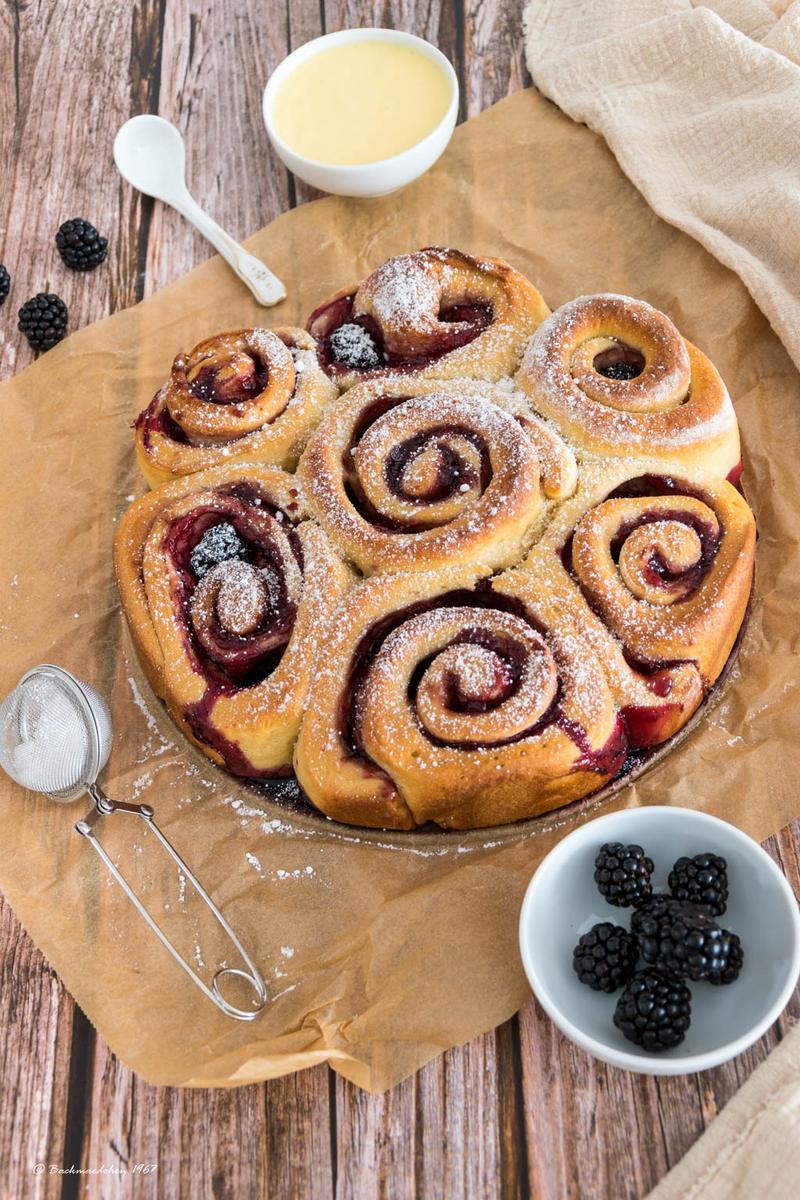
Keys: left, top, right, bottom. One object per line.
{"left": 519, "top": 807, "right": 800, "bottom": 1075}
{"left": 262, "top": 29, "right": 459, "bottom": 198}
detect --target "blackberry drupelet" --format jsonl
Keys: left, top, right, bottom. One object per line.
{"left": 18, "top": 293, "right": 68, "bottom": 351}
{"left": 668, "top": 852, "right": 728, "bottom": 916}
{"left": 0, "top": 264, "right": 9, "bottom": 306}
{"left": 707, "top": 930, "right": 744, "bottom": 985}
{"left": 189, "top": 523, "right": 249, "bottom": 579}
{"left": 572, "top": 922, "right": 638, "bottom": 993}
{"left": 594, "top": 842, "right": 655, "bottom": 907}
{"left": 613, "top": 969, "right": 692, "bottom": 1051}
{"left": 55, "top": 218, "right": 108, "bottom": 271}
{"left": 637, "top": 900, "right": 735, "bottom": 982}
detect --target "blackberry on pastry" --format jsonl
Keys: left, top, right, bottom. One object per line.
{"left": 114, "top": 462, "right": 354, "bottom": 776}
{"left": 307, "top": 246, "right": 550, "bottom": 388}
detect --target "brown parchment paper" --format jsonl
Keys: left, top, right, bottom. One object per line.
{"left": 1, "top": 90, "right": 799, "bottom": 1094}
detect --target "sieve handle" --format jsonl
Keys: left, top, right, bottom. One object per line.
{"left": 75, "top": 788, "right": 267, "bottom": 1021}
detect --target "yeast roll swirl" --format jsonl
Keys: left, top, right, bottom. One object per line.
{"left": 517, "top": 294, "right": 740, "bottom": 476}
{"left": 298, "top": 378, "right": 576, "bottom": 575}
{"left": 307, "top": 247, "right": 550, "bottom": 390}
{"left": 294, "top": 566, "right": 626, "bottom": 830}
{"left": 516, "top": 461, "right": 755, "bottom": 748}
{"left": 114, "top": 463, "right": 353, "bottom": 776}
{"left": 135, "top": 327, "right": 338, "bottom": 487}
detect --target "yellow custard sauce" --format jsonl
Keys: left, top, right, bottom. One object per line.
{"left": 271, "top": 41, "right": 453, "bottom": 166}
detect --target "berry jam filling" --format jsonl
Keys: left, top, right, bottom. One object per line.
{"left": 593, "top": 342, "right": 646, "bottom": 381}
{"left": 135, "top": 392, "right": 190, "bottom": 447}
{"left": 186, "top": 352, "right": 268, "bottom": 404}
{"left": 307, "top": 293, "right": 493, "bottom": 375}
{"left": 557, "top": 476, "right": 728, "bottom": 744}
{"left": 341, "top": 396, "right": 493, "bottom": 532}
{"left": 726, "top": 462, "right": 744, "bottom": 492}
{"left": 164, "top": 487, "right": 303, "bottom": 692}
{"left": 384, "top": 426, "right": 490, "bottom": 506}
{"left": 608, "top": 508, "right": 720, "bottom": 593}
{"left": 621, "top": 702, "right": 684, "bottom": 749}
{"left": 607, "top": 474, "right": 708, "bottom": 503}
{"left": 338, "top": 586, "right": 630, "bottom": 770}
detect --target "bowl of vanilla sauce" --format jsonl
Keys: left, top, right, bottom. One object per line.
{"left": 263, "top": 29, "right": 459, "bottom": 197}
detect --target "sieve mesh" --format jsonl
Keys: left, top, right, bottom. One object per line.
{"left": 0, "top": 667, "right": 111, "bottom": 801}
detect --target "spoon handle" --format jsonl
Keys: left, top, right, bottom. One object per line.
{"left": 175, "top": 192, "right": 287, "bottom": 307}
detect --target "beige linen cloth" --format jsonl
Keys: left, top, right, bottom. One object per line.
{"left": 524, "top": 2, "right": 800, "bottom": 1195}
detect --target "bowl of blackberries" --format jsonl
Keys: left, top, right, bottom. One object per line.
{"left": 519, "top": 807, "right": 800, "bottom": 1074}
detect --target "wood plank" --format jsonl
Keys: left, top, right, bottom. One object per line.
{"left": 415, "top": 1025, "right": 522, "bottom": 1200}
{"left": 460, "top": 0, "right": 531, "bottom": 116}
{"left": 0, "top": 894, "right": 76, "bottom": 1200}
{"left": 0, "top": 0, "right": 156, "bottom": 379}
{"left": 77, "top": 1051, "right": 268, "bottom": 1199}
{"left": 143, "top": 0, "right": 294, "bottom": 296}
{"left": 330, "top": 1024, "right": 524, "bottom": 1200}
{"left": 333, "top": 1067, "right": 417, "bottom": 1199}
{"left": 0, "top": 4, "right": 165, "bottom": 1197}
{"left": 264, "top": 1066, "right": 335, "bottom": 1197}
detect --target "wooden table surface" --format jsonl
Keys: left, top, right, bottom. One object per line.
{"left": 1, "top": 2, "right": 798, "bottom": 1197}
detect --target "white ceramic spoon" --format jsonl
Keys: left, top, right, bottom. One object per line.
{"left": 114, "top": 115, "right": 286, "bottom": 306}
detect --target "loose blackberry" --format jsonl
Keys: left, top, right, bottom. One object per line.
{"left": 637, "top": 900, "right": 736, "bottom": 982}
{"left": 17, "top": 293, "right": 68, "bottom": 351}
{"left": 594, "top": 842, "right": 654, "bottom": 907}
{"left": 668, "top": 852, "right": 728, "bottom": 916}
{"left": 189, "top": 522, "right": 249, "bottom": 579}
{"left": 329, "top": 322, "right": 382, "bottom": 369}
{"left": 572, "top": 922, "right": 638, "bottom": 993}
{"left": 631, "top": 894, "right": 682, "bottom": 960}
{"left": 613, "top": 969, "right": 691, "bottom": 1052}
{"left": 0, "top": 264, "right": 9, "bottom": 306}
{"left": 55, "top": 218, "right": 108, "bottom": 271}
{"left": 707, "top": 931, "right": 744, "bottom": 986}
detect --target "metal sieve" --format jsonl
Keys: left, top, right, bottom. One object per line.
{"left": 0, "top": 664, "right": 267, "bottom": 1021}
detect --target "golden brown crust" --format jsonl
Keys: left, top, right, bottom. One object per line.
{"left": 293, "top": 566, "right": 626, "bottom": 830}
{"left": 306, "top": 247, "right": 551, "bottom": 389}
{"left": 114, "top": 462, "right": 354, "bottom": 775}
{"left": 134, "top": 328, "right": 338, "bottom": 487}
{"left": 510, "top": 458, "right": 756, "bottom": 740}
{"left": 297, "top": 377, "right": 576, "bottom": 575}
{"left": 516, "top": 294, "right": 740, "bottom": 475}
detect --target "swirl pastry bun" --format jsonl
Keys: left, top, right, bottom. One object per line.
{"left": 134, "top": 327, "right": 338, "bottom": 487}
{"left": 517, "top": 294, "right": 740, "bottom": 477}
{"left": 307, "top": 247, "right": 550, "bottom": 389}
{"left": 114, "top": 462, "right": 354, "bottom": 776}
{"left": 513, "top": 461, "right": 755, "bottom": 751}
{"left": 294, "top": 566, "right": 627, "bottom": 830}
{"left": 298, "top": 377, "right": 576, "bottom": 575}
